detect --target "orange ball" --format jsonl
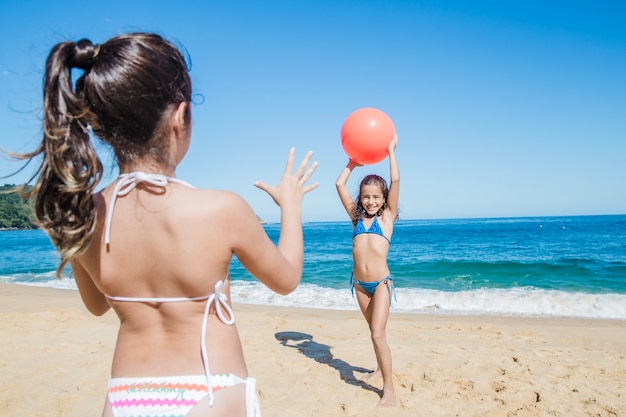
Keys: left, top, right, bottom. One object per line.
{"left": 340, "top": 108, "right": 395, "bottom": 165}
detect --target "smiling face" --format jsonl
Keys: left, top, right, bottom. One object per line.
{"left": 359, "top": 183, "right": 386, "bottom": 216}
{"left": 353, "top": 174, "right": 389, "bottom": 221}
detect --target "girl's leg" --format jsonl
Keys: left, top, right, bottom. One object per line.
{"left": 354, "top": 286, "right": 373, "bottom": 323}
{"left": 355, "top": 288, "right": 378, "bottom": 379}
{"left": 186, "top": 384, "right": 247, "bottom": 417}
{"left": 354, "top": 286, "right": 396, "bottom": 407}
{"left": 102, "top": 395, "right": 113, "bottom": 417}
{"left": 369, "top": 286, "right": 395, "bottom": 407}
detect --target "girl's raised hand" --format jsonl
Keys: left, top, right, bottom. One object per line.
{"left": 254, "top": 148, "right": 319, "bottom": 207}
{"left": 388, "top": 133, "right": 398, "bottom": 153}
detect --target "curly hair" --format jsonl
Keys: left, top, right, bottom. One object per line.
{"left": 350, "top": 174, "right": 389, "bottom": 225}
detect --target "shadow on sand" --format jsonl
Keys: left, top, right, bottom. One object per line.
{"left": 275, "top": 331, "right": 381, "bottom": 397}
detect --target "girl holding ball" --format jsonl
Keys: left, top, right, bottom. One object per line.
{"left": 336, "top": 133, "right": 399, "bottom": 408}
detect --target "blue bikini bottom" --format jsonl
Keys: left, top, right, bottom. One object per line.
{"left": 350, "top": 274, "right": 397, "bottom": 306}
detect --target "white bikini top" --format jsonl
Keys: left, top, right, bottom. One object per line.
{"left": 104, "top": 171, "right": 194, "bottom": 244}
{"left": 103, "top": 171, "right": 234, "bottom": 407}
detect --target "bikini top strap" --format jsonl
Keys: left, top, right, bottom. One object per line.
{"left": 104, "top": 279, "right": 235, "bottom": 326}
{"left": 106, "top": 279, "right": 235, "bottom": 407}
{"left": 104, "top": 172, "right": 195, "bottom": 244}
{"left": 105, "top": 294, "right": 210, "bottom": 303}
{"left": 200, "top": 279, "right": 235, "bottom": 406}
{"left": 102, "top": 171, "right": 233, "bottom": 405}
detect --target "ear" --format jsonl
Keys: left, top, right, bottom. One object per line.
{"left": 171, "top": 102, "right": 190, "bottom": 139}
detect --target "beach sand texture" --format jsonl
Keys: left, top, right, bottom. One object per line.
{"left": 1, "top": 283, "right": 624, "bottom": 417}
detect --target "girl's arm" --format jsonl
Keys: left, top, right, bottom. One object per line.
{"left": 335, "top": 160, "right": 360, "bottom": 218}
{"left": 385, "top": 134, "right": 400, "bottom": 219}
{"left": 70, "top": 259, "right": 111, "bottom": 316}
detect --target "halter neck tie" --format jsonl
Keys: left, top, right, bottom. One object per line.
{"left": 104, "top": 172, "right": 194, "bottom": 244}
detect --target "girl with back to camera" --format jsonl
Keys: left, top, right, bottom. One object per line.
{"left": 11, "top": 32, "right": 318, "bottom": 417}
{"left": 335, "top": 134, "right": 399, "bottom": 408}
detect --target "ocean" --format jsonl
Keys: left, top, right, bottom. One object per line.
{"left": 1, "top": 215, "right": 625, "bottom": 320}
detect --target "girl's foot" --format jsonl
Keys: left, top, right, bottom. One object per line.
{"left": 359, "top": 369, "right": 381, "bottom": 382}
{"left": 377, "top": 389, "right": 396, "bottom": 408}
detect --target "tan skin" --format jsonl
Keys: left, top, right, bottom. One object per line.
{"left": 70, "top": 102, "right": 319, "bottom": 417}
{"left": 335, "top": 134, "right": 399, "bottom": 408}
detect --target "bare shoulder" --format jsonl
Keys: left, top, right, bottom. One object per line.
{"left": 186, "top": 188, "right": 244, "bottom": 204}
{"left": 180, "top": 188, "right": 256, "bottom": 221}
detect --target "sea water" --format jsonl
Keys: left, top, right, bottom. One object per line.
{"left": 1, "top": 215, "right": 625, "bottom": 320}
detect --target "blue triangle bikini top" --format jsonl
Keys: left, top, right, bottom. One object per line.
{"left": 352, "top": 216, "right": 390, "bottom": 242}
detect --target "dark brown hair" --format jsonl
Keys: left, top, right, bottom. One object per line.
{"left": 12, "top": 32, "right": 192, "bottom": 276}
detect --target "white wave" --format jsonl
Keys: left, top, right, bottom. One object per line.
{"left": 4, "top": 277, "right": 625, "bottom": 320}
{"left": 1, "top": 274, "right": 77, "bottom": 291}
{"left": 394, "top": 287, "right": 626, "bottom": 320}
{"left": 230, "top": 282, "right": 626, "bottom": 320}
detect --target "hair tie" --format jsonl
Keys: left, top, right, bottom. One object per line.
{"left": 93, "top": 44, "right": 101, "bottom": 59}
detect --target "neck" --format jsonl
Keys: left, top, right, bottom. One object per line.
{"left": 119, "top": 162, "right": 176, "bottom": 177}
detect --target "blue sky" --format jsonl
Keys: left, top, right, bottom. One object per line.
{"left": 1, "top": 0, "right": 624, "bottom": 222}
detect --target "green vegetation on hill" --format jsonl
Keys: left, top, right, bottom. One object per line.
{"left": 0, "top": 185, "right": 35, "bottom": 229}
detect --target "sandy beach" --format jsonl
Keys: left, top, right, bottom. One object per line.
{"left": 1, "top": 283, "right": 624, "bottom": 417}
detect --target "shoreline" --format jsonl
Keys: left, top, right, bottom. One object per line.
{"left": 7, "top": 280, "right": 626, "bottom": 321}
{"left": 1, "top": 283, "right": 625, "bottom": 416}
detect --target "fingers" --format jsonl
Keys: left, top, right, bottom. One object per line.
{"left": 282, "top": 147, "right": 296, "bottom": 179}
{"left": 298, "top": 159, "right": 318, "bottom": 184}
{"left": 351, "top": 160, "right": 363, "bottom": 167}
{"left": 303, "top": 181, "right": 320, "bottom": 195}
{"left": 255, "top": 148, "right": 318, "bottom": 206}
{"left": 388, "top": 133, "right": 398, "bottom": 154}
{"left": 253, "top": 180, "right": 271, "bottom": 193}
{"left": 294, "top": 150, "right": 314, "bottom": 181}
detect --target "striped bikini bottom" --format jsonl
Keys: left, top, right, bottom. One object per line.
{"left": 107, "top": 374, "right": 261, "bottom": 417}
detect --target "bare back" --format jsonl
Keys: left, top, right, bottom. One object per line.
{"left": 74, "top": 180, "right": 280, "bottom": 379}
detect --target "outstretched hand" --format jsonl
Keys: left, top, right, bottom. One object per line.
{"left": 254, "top": 148, "right": 319, "bottom": 208}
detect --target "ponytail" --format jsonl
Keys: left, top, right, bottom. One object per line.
{"left": 10, "top": 33, "right": 192, "bottom": 278}
{"left": 18, "top": 39, "right": 103, "bottom": 277}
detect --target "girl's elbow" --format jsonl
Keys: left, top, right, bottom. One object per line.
{"left": 85, "top": 300, "right": 111, "bottom": 316}
{"left": 278, "top": 280, "right": 300, "bottom": 295}
{"left": 275, "top": 272, "right": 301, "bottom": 295}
